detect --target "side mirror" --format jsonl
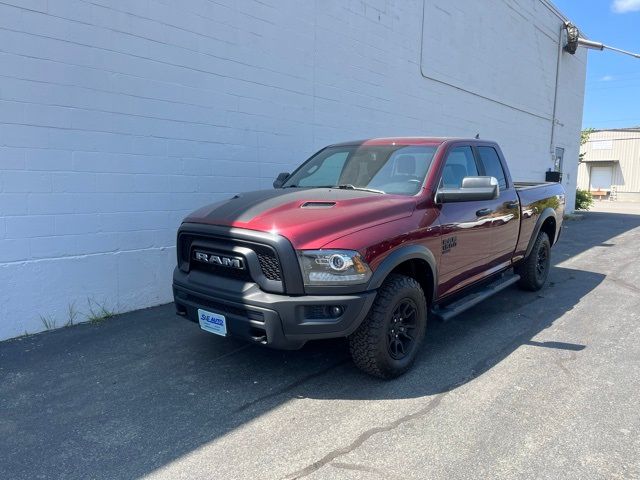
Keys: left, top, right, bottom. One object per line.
{"left": 273, "top": 172, "right": 290, "bottom": 189}
{"left": 436, "top": 176, "right": 499, "bottom": 203}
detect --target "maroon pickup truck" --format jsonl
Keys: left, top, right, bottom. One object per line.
{"left": 173, "top": 137, "right": 565, "bottom": 378}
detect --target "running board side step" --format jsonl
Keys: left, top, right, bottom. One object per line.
{"left": 431, "top": 274, "right": 520, "bottom": 322}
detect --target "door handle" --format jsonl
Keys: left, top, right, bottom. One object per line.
{"left": 476, "top": 208, "right": 493, "bottom": 217}
{"left": 505, "top": 201, "right": 519, "bottom": 209}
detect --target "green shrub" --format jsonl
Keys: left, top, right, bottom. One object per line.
{"left": 575, "top": 189, "right": 594, "bottom": 211}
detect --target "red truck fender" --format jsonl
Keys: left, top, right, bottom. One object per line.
{"left": 366, "top": 245, "right": 438, "bottom": 304}
{"left": 524, "top": 208, "right": 558, "bottom": 259}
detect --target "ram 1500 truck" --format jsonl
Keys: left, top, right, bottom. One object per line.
{"left": 173, "top": 138, "right": 565, "bottom": 378}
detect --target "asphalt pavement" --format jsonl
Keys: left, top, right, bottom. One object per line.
{"left": 1, "top": 204, "right": 639, "bottom": 479}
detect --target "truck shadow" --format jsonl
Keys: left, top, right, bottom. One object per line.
{"left": 0, "top": 210, "right": 637, "bottom": 479}
{"left": 221, "top": 263, "right": 602, "bottom": 406}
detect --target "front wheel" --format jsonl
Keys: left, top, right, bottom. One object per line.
{"left": 349, "top": 274, "right": 427, "bottom": 379}
{"left": 515, "top": 231, "right": 551, "bottom": 291}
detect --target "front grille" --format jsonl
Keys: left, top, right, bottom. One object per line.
{"left": 178, "top": 232, "right": 283, "bottom": 287}
{"left": 257, "top": 251, "right": 282, "bottom": 281}
{"left": 191, "top": 260, "right": 252, "bottom": 281}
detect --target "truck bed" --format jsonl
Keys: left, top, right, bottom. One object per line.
{"left": 513, "top": 180, "right": 565, "bottom": 261}
{"left": 513, "top": 181, "right": 557, "bottom": 190}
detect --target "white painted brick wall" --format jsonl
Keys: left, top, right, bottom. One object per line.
{"left": 0, "top": 0, "right": 586, "bottom": 339}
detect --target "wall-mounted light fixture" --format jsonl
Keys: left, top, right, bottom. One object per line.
{"left": 564, "top": 22, "right": 640, "bottom": 59}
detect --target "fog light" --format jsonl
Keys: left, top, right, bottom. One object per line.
{"left": 304, "top": 305, "right": 345, "bottom": 319}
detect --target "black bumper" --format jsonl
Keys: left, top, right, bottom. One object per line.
{"left": 173, "top": 268, "right": 377, "bottom": 350}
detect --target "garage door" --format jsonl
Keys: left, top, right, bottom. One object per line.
{"left": 590, "top": 166, "right": 613, "bottom": 191}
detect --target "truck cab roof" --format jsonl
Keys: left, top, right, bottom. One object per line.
{"left": 329, "top": 137, "right": 497, "bottom": 148}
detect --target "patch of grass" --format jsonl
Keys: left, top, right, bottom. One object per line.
{"left": 65, "top": 302, "right": 79, "bottom": 327}
{"left": 39, "top": 314, "right": 57, "bottom": 330}
{"left": 86, "top": 298, "right": 116, "bottom": 324}
{"left": 17, "top": 330, "right": 30, "bottom": 339}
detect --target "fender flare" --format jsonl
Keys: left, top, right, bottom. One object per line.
{"left": 366, "top": 245, "right": 438, "bottom": 303}
{"left": 525, "top": 207, "right": 557, "bottom": 259}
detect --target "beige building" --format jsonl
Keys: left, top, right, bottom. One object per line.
{"left": 578, "top": 128, "right": 640, "bottom": 202}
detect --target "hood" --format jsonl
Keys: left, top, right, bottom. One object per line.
{"left": 183, "top": 188, "right": 417, "bottom": 249}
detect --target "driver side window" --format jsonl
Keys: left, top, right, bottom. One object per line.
{"left": 297, "top": 151, "right": 348, "bottom": 187}
{"left": 440, "top": 146, "right": 479, "bottom": 188}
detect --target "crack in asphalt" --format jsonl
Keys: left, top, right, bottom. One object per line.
{"left": 555, "top": 351, "right": 577, "bottom": 377}
{"left": 331, "top": 461, "right": 400, "bottom": 479}
{"left": 283, "top": 394, "right": 446, "bottom": 480}
{"left": 281, "top": 292, "right": 572, "bottom": 480}
{"left": 232, "top": 359, "right": 349, "bottom": 415}
{"left": 208, "top": 343, "right": 253, "bottom": 363}
{"left": 607, "top": 276, "right": 640, "bottom": 295}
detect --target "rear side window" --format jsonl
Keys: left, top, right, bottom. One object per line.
{"left": 440, "top": 146, "right": 478, "bottom": 188}
{"left": 477, "top": 147, "right": 507, "bottom": 190}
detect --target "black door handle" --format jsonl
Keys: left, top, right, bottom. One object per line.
{"left": 505, "top": 201, "right": 519, "bottom": 209}
{"left": 476, "top": 208, "right": 493, "bottom": 217}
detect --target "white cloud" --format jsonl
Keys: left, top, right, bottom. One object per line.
{"left": 601, "top": 75, "right": 615, "bottom": 81}
{"left": 612, "top": 0, "right": 640, "bottom": 13}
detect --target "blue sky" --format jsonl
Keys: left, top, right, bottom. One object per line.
{"left": 553, "top": 0, "right": 640, "bottom": 129}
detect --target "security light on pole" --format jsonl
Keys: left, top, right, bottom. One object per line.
{"left": 564, "top": 22, "right": 640, "bottom": 59}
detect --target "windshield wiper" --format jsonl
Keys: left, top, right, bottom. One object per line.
{"left": 337, "top": 184, "right": 385, "bottom": 194}
{"left": 295, "top": 184, "right": 386, "bottom": 193}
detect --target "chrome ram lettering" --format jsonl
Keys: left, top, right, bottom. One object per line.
{"left": 193, "top": 251, "right": 244, "bottom": 270}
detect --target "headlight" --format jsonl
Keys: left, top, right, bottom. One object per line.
{"left": 297, "top": 250, "right": 372, "bottom": 285}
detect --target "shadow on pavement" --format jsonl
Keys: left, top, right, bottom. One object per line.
{"left": 0, "top": 210, "right": 638, "bottom": 479}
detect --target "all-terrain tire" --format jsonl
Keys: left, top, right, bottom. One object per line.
{"left": 349, "top": 274, "right": 427, "bottom": 379}
{"left": 515, "top": 231, "right": 551, "bottom": 291}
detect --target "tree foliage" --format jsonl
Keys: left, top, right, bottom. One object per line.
{"left": 579, "top": 128, "right": 595, "bottom": 161}
{"left": 575, "top": 188, "right": 594, "bottom": 210}
{"left": 580, "top": 128, "right": 595, "bottom": 146}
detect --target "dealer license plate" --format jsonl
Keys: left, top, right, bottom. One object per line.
{"left": 198, "top": 309, "right": 227, "bottom": 336}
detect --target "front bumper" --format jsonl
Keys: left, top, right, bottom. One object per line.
{"left": 173, "top": 268, "right": 376, "bottom": 350}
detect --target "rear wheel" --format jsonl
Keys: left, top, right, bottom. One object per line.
{"left": 349, "top": 274, "right": 427, "bottom": 379}
{"left": 515, "top": 231, "right": 551, "bottom": 291}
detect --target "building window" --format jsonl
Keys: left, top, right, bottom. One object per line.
{"left": 592, "top": 140, "right": 613, "bottom": 150}
{"left": 554, "top": 147, "right": 564, "bottom": 173}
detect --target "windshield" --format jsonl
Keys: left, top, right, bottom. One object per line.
{"left": 282, "top": 144, "right": 438, "bottom": 196}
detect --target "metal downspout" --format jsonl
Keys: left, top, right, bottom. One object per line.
{"left": 550, "top": 24, "right": 566, "bottom": 160}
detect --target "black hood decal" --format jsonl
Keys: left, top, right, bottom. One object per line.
{"left": 205, "top": 188, "right": 381, "bottom": 223}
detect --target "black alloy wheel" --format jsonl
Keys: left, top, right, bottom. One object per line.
{"left": 387, "top": 299, "right": 418, "bottom": 360}
{"left": 516, "top": 231, "right": 551, "bottom": 291}
{"left": 349, "top": 274, "right": 427, "bottom": 379}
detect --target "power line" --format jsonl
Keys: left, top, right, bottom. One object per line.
{"left": 586, "top": 73, "right": 640, "bottom": 85}
{"left": 586, "top": 71, "right": 640, "bottom": 80}
{"left": 585, "top": 122, "right": 640, "bottom": 128}
{"left": 587, "top": 83, "right": 640, "bottom": 91}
